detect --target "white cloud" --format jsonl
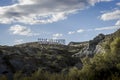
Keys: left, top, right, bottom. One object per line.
{"left": 14, "top": 39, "right": 23, "bottom": 44}
{"left": 100, "top": 9, "right": 120, "bottom": 27}
{"left": 53, "top": 33, "right": 63, "bottom": 37}
{"left": 116, "top": 2, "right": 120, "bottom": 6}
{"left": 0, "top": 0, "right": 112, "bottom": 24}
{"left": 68, "top": 29, "right": 84, "bottom": 35}
{"left": 101, "top": 0, "right": 113, "bottom": 1}
{"left": 115, "top": 20, "right": 120, "bottom": 26}
{"left": 68, "top": 31, "right": 75, "bottom": 34}
{"left": 77, "top": 29, "right": 84, "bottom": 33}
{"left": 9, "top": 25, "right": 39, "bottom": 36}
{"left": 88, "top": 0, "right": 112, "bottom": 5}
{"left": 94, "top": 26, "right": 120, "bottom": 31}
{"left": 100, "top": 10, "right": 120, "bottom": 21}
{"left": 18, "top": 0, "right": 35, "bottom": 5}
{"left": 53, "top": 33, "right": 63, "bottom": 39}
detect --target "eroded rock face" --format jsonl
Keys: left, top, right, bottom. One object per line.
{"left": 72, "top": 34, "right": 105, "bottom": 58}
{"left": 94, "top": 45, "right": 106, "bottom": 54}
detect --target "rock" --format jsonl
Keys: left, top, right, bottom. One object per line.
{"left": 94, "top": 45, "right": 106, "bottom": 54}
{"left": 74, "top": 62, "right": 83, "bottom": 69}
{"left": 72, "top": 33, "right": 105, "bottom": 58}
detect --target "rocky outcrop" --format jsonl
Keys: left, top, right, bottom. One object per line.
{"left": 72, "top": 34, "right": 105, "bottom": 58}
{"left": 72, "top": 29, "right": 120, "bottom": 58}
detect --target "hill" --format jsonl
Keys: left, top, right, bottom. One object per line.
{"left": 0, "top": 29, "right": 120, "bottom": 80}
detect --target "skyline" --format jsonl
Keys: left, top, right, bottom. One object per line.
{"left": 0, "top": 0, "right": 120, "bottom": 45}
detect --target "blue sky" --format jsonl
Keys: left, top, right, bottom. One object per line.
{"left": 0, "top": 0, "right": 120, "bottom": 45}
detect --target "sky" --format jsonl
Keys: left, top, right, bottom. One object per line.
{"left": 0, "top": 0, "right": 120, "bottom": 45}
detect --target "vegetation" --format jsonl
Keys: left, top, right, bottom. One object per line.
{"left": 1, "top": 29, "right": 120, "bottom": 80}
{"left": 1, "top": 37, "right": 120, "bottom": 80}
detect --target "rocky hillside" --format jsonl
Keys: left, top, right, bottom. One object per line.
{"left": 0, "top": 43, "right": 82, "bottom": 79}
{"left": 70, "top": 29, "right": 120, "bottom": 58}
{"left": 0, "top": 29, "right": 120, "bottom": 80}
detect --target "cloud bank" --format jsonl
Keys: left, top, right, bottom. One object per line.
{"left": 100, "top": 10, "right": 120, "bottom": 21}
{"left": 0, "top": 0, "right": 112, "bottom": 24}
{"left": 94, "top": 26, "right": 120, "bottom": 31}
{"left": 116, "top": 2, "right": 120, "bottom": 6}
{"left": 100, "top": 7, "right": 120, "bottom": 26}
{"left": 9, "top": 25, "right": 39, "bottom": 36}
